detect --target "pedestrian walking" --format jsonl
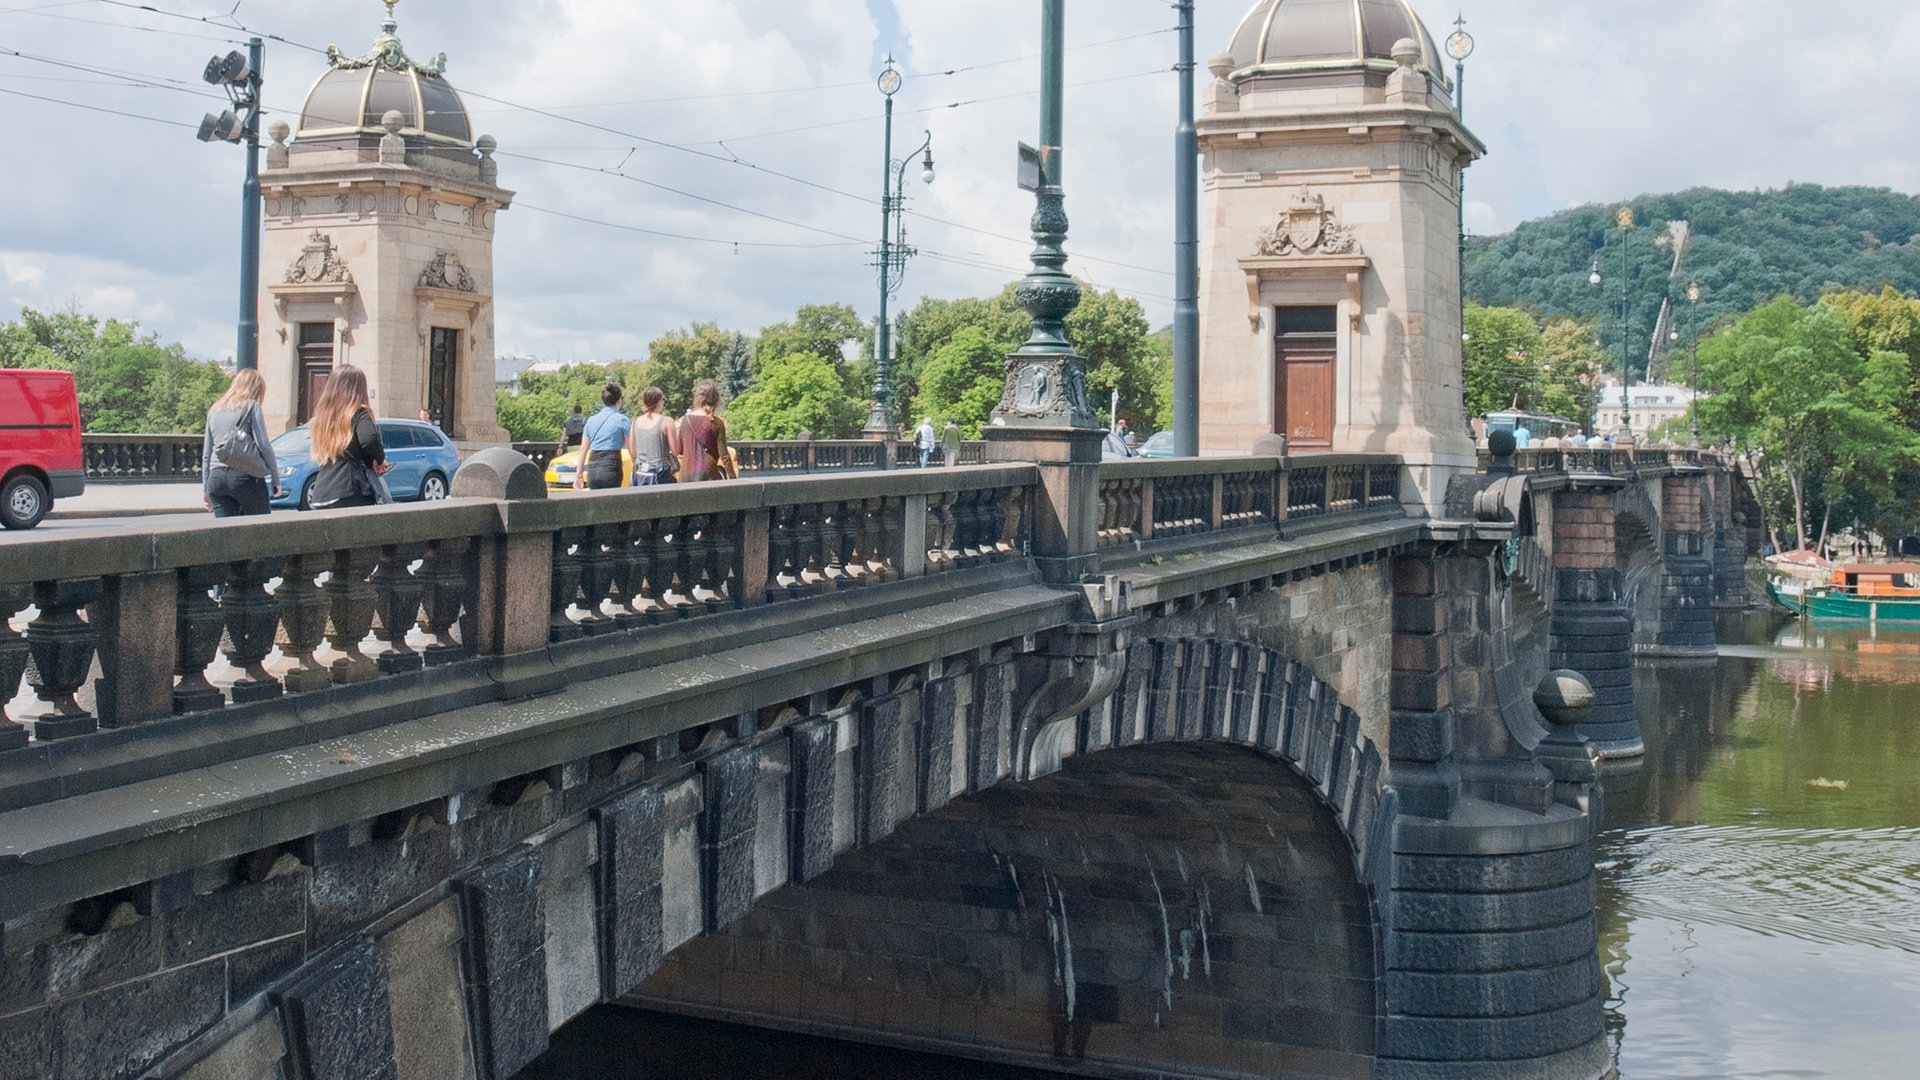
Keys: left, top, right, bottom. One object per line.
{"left": 678, "top": 379, "right": 735, "bottom": 482}
{"left": 627, "top": 386, "right": 680, "bottom": 486}
{"left": 561, "top": 404, "right": 586, "bottom": 450}
{"left": 914, "top": 416, "right": 936, "bottom": 467}
{"left": 578, "top": 383, "right": 631, "bottom": 490}
{"left": 201, "top": 368, "right": 280, "bottom": 517}
{"left": 940, "top": 420, "right": 961, "bottom": 467}
{"left": 306, "top": 365, "right": 390, "bottom": 510}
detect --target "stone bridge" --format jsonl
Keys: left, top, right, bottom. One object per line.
{"left": 0, "top": 446, "right": 1744, "bottom": 1080}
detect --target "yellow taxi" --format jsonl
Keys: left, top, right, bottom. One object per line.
{"left": 544, "top": 448, "right": 633, "bottom": 490}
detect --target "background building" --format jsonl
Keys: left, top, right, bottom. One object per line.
{"left": 257, "top": 3, "right": 512, "bottom": 445}
{"left": 1197, "top": 0, "right": 1483, "bottom": 509}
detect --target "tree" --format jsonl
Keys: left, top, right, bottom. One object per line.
{"left": 646, "top": 322, "right": 742, "bottom": 413}
{"left": 492, "top": 360, "right": 654, "bottom": 443}
{"left": 1694, "top": 296, "right": 1917, "bottom": 548}
{"left": 893, "top": 283, "right": 1165, "bottom": 432}
{"left": 1462, "top": 305, "right": 1542, "bottom": 417}
{"left": 0, "top": 305, "right": 226, "bottom": 432}
{"left": 909, "top": 328, "right": 1007, "bottom": 438}
{"left": 724, "top": 351, "right": 866, "bottom": 439}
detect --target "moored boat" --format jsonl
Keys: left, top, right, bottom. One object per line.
{"left": 1768, "top": 561, "right": 1920, "bottom": 622}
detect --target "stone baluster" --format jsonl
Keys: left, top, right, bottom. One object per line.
{"left": 573, "top": 526, "right": 617, "bottom": 635}
{"left": 766, "top": 504, "right": 801, "bottom": 602}
{"left": 657, "top": 517, "right": 694, "bottom": 615}
{"left": 417, "top": 538, "right": 469, "bottom": 664}
{"left": 323, "top": 548, "right": 380, "bottom": 684}
{"left": 628, "top": 519, "right": 668, "bottom": 623}
{"left": 275, "top": 553, "right": 332, "bottom": 694}
{"left": 819, "top": 503, "right": 851, "bottom": 587}
{"left": 21, "top": 578, "right": 100, "bottom": 737}
{"left": 871, "top": 497, "right": 901, "bottom": 582}
{"left": 700, "top": 513, "right": 739, "bottom": 611}
{"left": 929, "top": 492, "right": 960, "bottom": 570}
{"left": 550, "top": 529, "right": 586, "bottom": 642}
{"left": 0, "top": 584, "right": 31, "bottom": 750}
{"left": 792, "top": 503, "right": 827, "bottom": 593}
{"left": 682, "top": 515, "right": 720, "bottom": 614}
{"left": 371, "top": 544, "right": 426, "bottom": 673}
{"left": 602, "top": 524, "right": 644, "bottom": 629}
{"left": 832, "top": 501, "right": 866, "bottom": 586}
{"left": 169, "top": 566, "right": 226, "bottom": 714}
{"left": 954, "top": 489, "right": 989, "bottom": 565}
{"left": 221, "top": 559, "right": 283, "bottom": 704}
{"left": 860, "top": 498, "right": 892, "bottom": 582}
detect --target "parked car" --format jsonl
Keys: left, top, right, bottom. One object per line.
{"left": 544, "top": 447, "right": 633, "bottom": 489}
{"left": 0, "top": 369, "right": 84, "bottom": 529}
{"left": 270, "top": 418, "right": 461, "bottom": 510}
{"left": 1137, "top": 430, "right": 1176, "bottom": 458}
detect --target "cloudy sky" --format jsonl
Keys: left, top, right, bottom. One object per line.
{"left": 2, "top": 0, "right": 1915, "bottom": 364}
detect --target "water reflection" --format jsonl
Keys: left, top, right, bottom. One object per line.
{"left": 1597, "top": 612, "right": 1920, "bottom": 1079}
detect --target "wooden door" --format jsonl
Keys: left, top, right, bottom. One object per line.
{"left": 1274, "top": 306, "right": 1337, "bottom": 449}
{"left": 295, "top": 323, "right": 334, "bottom": 424}
{"left": 427, "top": 327, "right": 459, "bottom": 429}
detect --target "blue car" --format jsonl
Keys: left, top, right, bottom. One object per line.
{"left": 270, "top": 418, "right": 461, "bottom": 509}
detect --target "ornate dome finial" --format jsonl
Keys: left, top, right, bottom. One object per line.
{"left": 325, "top": 0, "right": 446, "bottom": 77}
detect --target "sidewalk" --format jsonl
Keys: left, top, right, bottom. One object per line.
{"left": 50, "top": 482, "right": 209, "bottom": 519}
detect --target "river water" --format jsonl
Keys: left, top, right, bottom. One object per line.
{"left": 1598, "top": 611, "right": 1920, "bottom": 1079}
{"left": 525, "top": 611, "right": 1920, "bottom": 1079}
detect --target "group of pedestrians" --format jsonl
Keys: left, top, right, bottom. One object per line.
{"left": 200, "top": 363, "right": 390, "bottom": 517}
{"left": 568, "top": 377, "right": 736, "bottom": 490}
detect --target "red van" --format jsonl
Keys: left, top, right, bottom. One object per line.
{"left": 0, "top": 370, "right": 85, "bottom": 529}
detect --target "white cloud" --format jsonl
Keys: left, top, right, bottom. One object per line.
{"left": 0, "top": 0, "right": 1911, "bottom": 362}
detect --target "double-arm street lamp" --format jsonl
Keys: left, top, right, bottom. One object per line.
{"left": 196, "top": 38, "right": 264, "bottom": 371}
{"left": 866, "top": 57, "right": 935, "bottom": 435}
{"left": 1588, "top": 206, "right": 1634, "bottom": 442}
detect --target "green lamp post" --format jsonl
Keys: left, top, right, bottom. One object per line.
{"left": 993, "top": 0, "right": 1098, "bottom": 431}
{"left": 866, "top": 57, "right": 935, "bottom": 436}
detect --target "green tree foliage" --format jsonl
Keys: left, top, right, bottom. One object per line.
{"left": 911, "top": 328, "right": 1008, "bottom": 439}
{"left": 1694, "top": 296, "right": 1918, "bottom": 547}
{"left": 493, "top": 360, "right": 653, "bottom": 444}
{"left": 1462, "top": 305, "right": 1606, "bottom": 427}
{"left": 646, "top": 321, "right": 741, "bottom": 413}
{"left": 724, "top": 351, "right": 866, "bottom": 439}
{"left": 896, "top": 282, "right": 1165, "bottom": 435}
{"left": 0, "top": 305, "right": 225, "bottom": 432}
{"left": 1466, "top": 185, "right": 1920, "bottom": 381}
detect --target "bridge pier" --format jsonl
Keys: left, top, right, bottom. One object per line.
{"left": 1649, "top": 470, "right": 1717, "bottom": 656}
{"left": 1545, "top": 481, "right": 1643, "bottom": 758}
{"left": 1377, "top": 545, "right": 1610, "bottom": 1080}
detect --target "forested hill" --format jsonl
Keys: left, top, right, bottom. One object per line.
{"left": 1464, "top": 184, "right": 1920, "bottom": 355}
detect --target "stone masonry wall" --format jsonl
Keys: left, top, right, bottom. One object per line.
{"left": 629, "top": 742, "right": 1378, "bottom": 1080}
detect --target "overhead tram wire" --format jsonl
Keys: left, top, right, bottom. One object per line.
{"left": 59, "top": 0, "right": 1179, "bottom": 297}
{"left": 514, "top": 202, "right": 863, "bottom": 251}
{"left": 0, "top": 82, "right": 194, "bottom": 126}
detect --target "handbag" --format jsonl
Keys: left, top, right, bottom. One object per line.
{"left": 213, "top": 402, "right": 271, "bottom": 478}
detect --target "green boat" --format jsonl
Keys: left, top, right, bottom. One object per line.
{"left": 1769, "top": 562, "right": 1920, "bottom": 623}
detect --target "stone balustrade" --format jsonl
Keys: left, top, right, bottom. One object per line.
{"left": 1095, "top": 452, "right": 1402, "bottom": 548}
{"left": 80, "top": 434, "right": 989, "bottom": 481}
{"left": 1484, "top": 446, "right": 1719, "bottom": 476}
{"left": 0, "top": 464, "right": 1035, "bottom": 777}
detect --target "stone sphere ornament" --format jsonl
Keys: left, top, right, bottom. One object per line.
{"left": 1533, "top": 670, "right": 1596, "bottom": 729}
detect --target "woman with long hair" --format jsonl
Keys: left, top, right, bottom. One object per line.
{"left": 578, "top": 382, "right": 631, "bottom": 490}
{"left": 626, "top": 386, "right": 679, "bottom": 486}
{"left": 306, "top": 365, "right": 389, "bottom": 509}
{"left": 201, "top": 368, "right": 280, "bottom": 516}
{"left": 678, "top": 378, "right": 733, "bottom": 482}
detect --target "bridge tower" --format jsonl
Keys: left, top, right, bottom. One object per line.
{"left": 255, "top": 0, "right": 513, "bottom": 446}
{"left": 1198, "top": 0, "right": 1484, "bottom": 512}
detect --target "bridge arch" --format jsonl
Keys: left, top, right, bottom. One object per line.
{"left": 626, "top": 737, "right": 1380, "bottom": 1078}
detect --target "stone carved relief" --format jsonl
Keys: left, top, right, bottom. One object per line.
{"left": 994, "top": 355, "right": 1097, "bottom": 428}
{"left": 418, "top": 251, "right": 475, "bottom": 293}
{"left": 429, "top": 200, "right": 475, "bottom": 226}
{"left": 293, "top": 194, "right": 350, "bottom": 217}
{"left": 1254, "top": 192, "right": 1361, "bottom": 257}
{"left": 284, "top": 231, "right": 353, "bottom": 285}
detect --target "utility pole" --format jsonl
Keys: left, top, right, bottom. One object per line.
{"left": 1172, "top": 0, "right": 1198, "bottom": 456}
{"left": 239, "top": 37, "right": 263, "bottom": 371}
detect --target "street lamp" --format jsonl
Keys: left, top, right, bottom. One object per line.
{"left": 1589, "top": 208, "right": 1634, "bottom": 443}
{"left": 197, "top": 38, "right": 264, "bottom": 371}
{"left": 866, "top": 57, "right": 934, "bottom": 436}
